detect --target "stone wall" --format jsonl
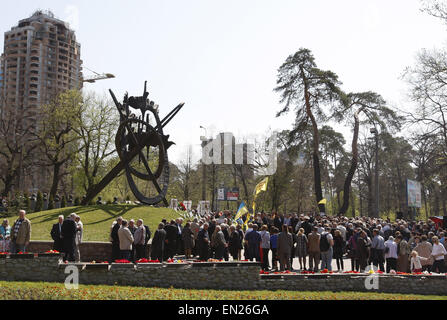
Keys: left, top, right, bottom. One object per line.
{"left": 0, "top": 255, "right": 446, "bottom": 295}
{"left": 27, "top": 241, "right": 151, "bottom": 262}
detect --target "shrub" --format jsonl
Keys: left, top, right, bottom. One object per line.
{"left": 74, "top": 197, "right": 80, "bottom": 206}
{"left": 48, "top": 195, "right": 54, "bottom": 210}
{"left": 34, "top": 191, "right": 43, "bottom": 212}
{"left": 61, "top": 196, "right": 66, "bottom": 208}
{"left": 23, "top": 192, "right": 30, "bottom": 210}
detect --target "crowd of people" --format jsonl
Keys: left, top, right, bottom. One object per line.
{"left": 0, "top": 209, "right": 84, "bottom": 262}
{"left": 129, "top": 211, "right": 447, "bottom": 274}
{"left": 1, "top": 208, "right": 446, "bottom": 275}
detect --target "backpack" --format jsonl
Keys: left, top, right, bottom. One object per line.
{"left": 144, "top": 225, "right": 151, "bottom": 244}
{"left": 320, "top": 233, "right": 330, "bottom": 252}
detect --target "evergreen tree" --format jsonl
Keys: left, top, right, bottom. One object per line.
{"left": 35, "top": 191, "right": 43, "bottom": 212}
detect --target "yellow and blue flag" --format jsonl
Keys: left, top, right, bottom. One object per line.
{"left": 234, "top": 201, "right": 248, "bottom": 221}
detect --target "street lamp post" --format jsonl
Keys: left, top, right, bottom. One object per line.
{"left": 200, "top": 126, "right": 207, "bottom": 202}
{"left": 370, "top": 127, "right": 379, "bottom": 218}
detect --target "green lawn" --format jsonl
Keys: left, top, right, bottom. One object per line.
{"left": 23, "top": 205, "right": 179, "bottom": 242}
{"left": 0, "top": 281, "right": 444, "bottom": 300}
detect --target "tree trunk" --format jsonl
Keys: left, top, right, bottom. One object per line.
{"left": 2, "top": 174, "right": 15, "bottom": 197}
{"left": 50, "top": 163, "right": 62, "bottom": 199}
{"left": 339, "top": 109, "right": 361, "bottom": 215}
{"left": 302, "top": 68, "right": 324, "bottom": 213}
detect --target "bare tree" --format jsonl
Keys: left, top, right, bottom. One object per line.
{"left": 0, "top": 105, "right": 39, "bottom": 196}
{"left": 35, "top": 90, "right": 84, "bottom": 198}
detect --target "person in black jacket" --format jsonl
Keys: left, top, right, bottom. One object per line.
{"left": 50, "top": 215, "right": 64, "bottom": 252}
{"left": 110, "top": 217, "right": 123, "bottom": 261}
{"left": 143, "top": 224, "right": 151, "bottom": 259}
{"left": 236, "top": 224, "right": 244, "bottom": 260}
{"left": 164, "top": 220, "right": 178, "bottom": 260}
{"left": 151, "top": 223, "right": 166, "bottom": 262}
{"left": 61, "top": 213, "right": 77, "bottom": 262}
{"left": 301, "top": 216, "right": 313, "bottom": 236}
{"left": 228, "top": 225, "right": 240, "bottom": 260}
{"left": 197, "top": 223, "right": 210, "bottom": 261}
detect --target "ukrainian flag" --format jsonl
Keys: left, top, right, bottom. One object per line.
{"left": 234, "top": 201, "right": 248, "bottom": 221}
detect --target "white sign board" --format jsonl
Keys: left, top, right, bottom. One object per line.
{"left": 407, "top": 179, "right": 422, "bottom": 208}
{"left": 183, "top": 200, "right": 192, "bottom": 211}
{"left": 217, "top": 188, "right": 225, "bottom": 201}
{"left": 198, "top": 201, "right": 210, "bottom": 216}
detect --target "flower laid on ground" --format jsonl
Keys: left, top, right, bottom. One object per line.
{"left": 301, "top": 270, "right": 315, "bottom": 274}
{"left": 343, "top": 271, "right": 360, "bottom": 274}
{"left": 114, "top": 259, "right": 131, "bottom": 263}
{"left": 320, "top": 269, "right": 333, "bottom": 274}
{"left": 0, "top": 252, "right": 9, "bottom": 255}
{"left": 45, "top": 250, "right": 59, "bottom": 253}
{"left": 136, "top": 258, "right": 160, "bottom": 263}
{"left": 90, "top": 261, "right": 108, "bottom": 264}
{"left": 17, "top": 252, "right": 30, "bottom": 254}
{"left": 207, "top": 258, "right": 223, "bottom": 262}
{"left": 259, "top": 270, "right": 269, "bottom": 274}
{"left": 166, "top": 258, "right": 186, "bottom": 263}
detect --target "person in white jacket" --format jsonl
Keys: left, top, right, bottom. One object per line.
{"left": 431, "top": 236, "right": 446, "bottom": 273}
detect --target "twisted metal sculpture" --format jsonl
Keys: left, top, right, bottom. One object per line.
{"left": 81, "top": 81, "right": 184, "bottom": 206}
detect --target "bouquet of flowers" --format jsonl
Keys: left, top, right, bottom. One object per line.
{"left": 45, "top": 250, "right": 59, "bottom": 253}
{"left": 320, "top": 268, "right": 333, "bottom": 274}
{"left": 114, "top": 259, "right": 131, "bottom": 263}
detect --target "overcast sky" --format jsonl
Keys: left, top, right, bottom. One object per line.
{"left": 1, "top": 0, "right": 446, "bottom": 165}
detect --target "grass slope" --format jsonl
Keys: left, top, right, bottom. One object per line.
{"left": 0, "top": 281, "right": 445, "bottom": 300}
{"left": 25, "top": 205, "right": 178, "bottom": 242}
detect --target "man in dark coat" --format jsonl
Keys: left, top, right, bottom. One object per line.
{"left": 277, "top": 224, "right": 293, "bottom": 271}
{"left": 151, "top": 223, "right": 166, "bottom": 262}
{"left": 228, "top": 225, "right": 240, "bottom": 260}
{"left": 50, "top": 215, "right": 64, "bottom": 252}
{"left": 197, "top": 223, "right": 210, "bottom": 261}
{"left": 245, "top": 224, "right": 262, "bottom": 262}
{"left": 175, "top": 218, "right": 184, "bottom": 255}
{"left": 164, "top": 220, "right": 178, "bottom": 259}
{"left": 301, "top": 216, "right": 313, "bottom": 236}
{"left": 356, "top": 231, "right": 369, "bottom": 272}
{"left": 110, "top": 217, "right": 123, "bottom": 261}
{"left": 143, "top": 224, "right": 151, "bottom": 259}
{"left": 61, "top": 213, "right": 77, "bottom": 262}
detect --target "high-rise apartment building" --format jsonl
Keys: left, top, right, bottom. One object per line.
{"left": 0, "top": 10, "right": 82, "bottom": 120}
{"left": 0, "top": 10, "right": 83, "bottom": 193}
